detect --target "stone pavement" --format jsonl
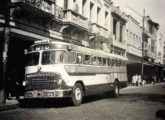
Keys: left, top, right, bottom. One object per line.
{"left": 0, "top": 82, "right": 164, "bottom": 112}
{"left": 0, "top": 99, "right": 19, "bottom": 111}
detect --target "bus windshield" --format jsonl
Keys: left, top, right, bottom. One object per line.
{"left": 42, "top": 50, "right": 65, "bottom": 65}
{"left": 25, "top": 52, "right": 39, "bottom": 66}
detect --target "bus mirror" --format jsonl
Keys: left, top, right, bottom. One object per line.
{"left": 24, "top": 49, "right": 27, "bottom": 55}
{"left": 67, "top": 46, "right": 72, "bottom": 51}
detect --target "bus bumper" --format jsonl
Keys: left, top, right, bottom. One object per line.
{"left": 24, "top": 89, "right": 72, "bottom": 99}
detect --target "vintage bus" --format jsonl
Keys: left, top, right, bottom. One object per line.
{"left": 23, "top": 40, "right": 128, "bottom": 106}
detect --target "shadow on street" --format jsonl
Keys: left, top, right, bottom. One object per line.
{"left": 19, "top": 94, "right": 115, "bottom": 108}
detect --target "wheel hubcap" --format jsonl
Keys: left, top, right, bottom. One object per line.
{"left": 75, "top": 88, "right": 81, "bottom": 100}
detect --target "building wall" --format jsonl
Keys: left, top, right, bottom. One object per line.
{"left": 110, "top": 5, "right": 127, "bottom": 56}
{"left": 156, "top": 32, "right": 164, "bottom": 64}
{"left": 126, "top": 15, "right": 142, "bottom": 58}
{"left": 144, "top": 16, "right": 159, "bottom": 61}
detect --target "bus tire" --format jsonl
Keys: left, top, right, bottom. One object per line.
{"left": 112, "top": 82, "right": 119, "bottom": 97}
{"left": 71, "top": 83, "right": 84, "bottom": 106}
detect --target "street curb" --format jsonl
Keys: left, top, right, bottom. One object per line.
{"left": 121, "top": 82, "right": 165, "bottom": 90}
{"left": 0, "top": 103, "right": 19, "bottom": 112}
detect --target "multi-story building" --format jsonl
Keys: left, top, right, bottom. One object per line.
{"left": 143, "top": 16, "right": 164, "bottom": 82}
{"left": 125, "top": 15, "right": 142, "bottom": 83}
{"left": 0, "top": 0, "right": 164, "bottom": 100}
{"left": 144, "top": 16, "right": 159, "bottom": 62}
{"left": 0, "top": 0, "right": 115, "bottom": 98}
{"left": 110, "top": 5, "right": 127, "bottom": 56}
{"left": 163, "top": 39, "right": 165, "bottom": 64}
{"left": 156, "top": 32, "right": 164, "bottom": 64}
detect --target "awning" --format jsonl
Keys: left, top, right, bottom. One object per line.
{"left": 127, "top": 59, "right": 141, "bottom": 64}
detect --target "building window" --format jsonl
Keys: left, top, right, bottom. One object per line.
{"left": 113, "top": 19, "right": 117, "bottom": 37}
{"left": 97, "top": 7, "right": 101, "bottom": 24}
{"left": 82, "top": 0, "right": 86, "bottom": 16}
{"left": 105, "top": 11, "right": 108, "bottom": 27}
{"left": 90, "top": 2, "right": 94, "bottom": 22}
{"left": 120, "top": 25, "right": 123, "bottom": 42}
{"left": 64, "top": 0, "right": 68, "bottom": 9}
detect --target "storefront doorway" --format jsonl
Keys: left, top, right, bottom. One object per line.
{"left": 6, "top": 37, "right": 33, "bottom": 98}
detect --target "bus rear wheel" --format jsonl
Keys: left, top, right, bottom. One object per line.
{"left": 71, "top": 83, "right": 84, "bottom": 106}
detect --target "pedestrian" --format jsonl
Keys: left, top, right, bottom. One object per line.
{"left": 138, "top": 75, "right": 142, "bottom": 86}
{"left": 132, "top": 75, "right": 136, "bottom": 86}
{"left": 153, "top": 75, "right": 156, "bottom": 85}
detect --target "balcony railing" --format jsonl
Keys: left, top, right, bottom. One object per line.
{"left": 63, "top": 10, "right": 88, "bottom": 30}
{"left": 111, "top": 34, "right": 126, "bottom": 50}
{"left": 111, "top": 6, "right": 127, "bottom": 22}
{"left": 12, "top": 0, "right": 64, "bottom": 19}
{"left": 144, "top": 50, "right": 156, "bottom": 59}
{"left": 54, "top": 5, "right": 64, "bottom": 19}
{"left": 127, "top": 44, "right": 142, "bottom": 57}
{"left": 90, "top": 23, "right": 110, "bottom": 38}
{"left": 14, "top": 0, "right": 54, "bottom": 14}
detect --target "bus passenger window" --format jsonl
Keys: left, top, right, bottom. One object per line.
{"left": 121, "top": 61, "right": 124, "bottom": 67}
{"left": 116, "top": 60, "right": 119, "bottom": 67}
{"left": 67, "top": 52, "right": 76, "bottom": 64}
{"left": 55, "top": 51, "right": 65, "bottom": 63}
{"left": 91, "top": 56, "right": 97, "bottom": 65}
{"left": 112, "top": 59, "right": 114, "bottom": 66}
{"left": 98, "top": 57, "right": 102, "bottom": 65}
{"left": 76, "top": 53, "right": 84, "bottom": 64}
{"left": 120, "top": 61, "right": 122, "bottom": 67}
{"left": 107, "top": 59, "right": 110, "bottom": 66}
{"left": 84, "top": 55, "right": 90, "bottom": 64}
{"left": 103, "top": 58, "right": 106, "bottom": 66}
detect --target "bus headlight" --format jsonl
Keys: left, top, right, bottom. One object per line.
{"left": 23, "top": 81, "right": 27, "bottom": 86}
{"left": 57, "top": 78, "right": 63, "bottom": 86}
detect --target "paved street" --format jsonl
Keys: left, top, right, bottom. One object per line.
{"left": 0, "top": 83, "right": 165, "bottom": 120}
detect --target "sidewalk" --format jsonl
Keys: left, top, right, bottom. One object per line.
{"left": 0, "top": 99, "right": 19, "bottom": 112}
{"left": 122, "top": 82, "right": 165, "bottom": 90}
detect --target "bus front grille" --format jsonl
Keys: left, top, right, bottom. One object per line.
{"left": 26, "top": 72, "right": 60, "bottom": 90}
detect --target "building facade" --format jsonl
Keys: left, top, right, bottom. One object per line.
{"left": 110, "top": 5, "right": 127, "bottom": 56}
{"left": 0, "top": 0, "right": 164, "bottom": 102}
{"left": 125, "top": 15, "right": 142, "bottom": 83}
{"left": 156, "top": 32, "right": 164, "bottom": 64}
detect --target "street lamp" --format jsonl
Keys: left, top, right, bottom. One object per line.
{"left": 141, "top": 10, "right": 145, "bottom": 82}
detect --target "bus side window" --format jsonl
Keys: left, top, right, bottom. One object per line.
{"left": 103, "top": 58, "right": 106, "bottom": 66}
{"left": 124, "top": 61, "right": 126, "bottom": 66}
{"left": 67, "top": 52, "right": 76, "bottom": 64}
{"left": 118, "top": 60, "right": 121, "bottom": 67}
{"left": 84, "top": 55, "right": 90, "bottom": 64}
{"left": 115, "top": 60, "right": 118, "bottom": 67}
{"left": 117, "top": 60, "right": 119, "bottom": 67}
{"left": 98, "top": 57, "right": 102, "bottom": 66}
{"left": 121, "top": 61, "right": 123, "bottom": 67}
{"left": 76, "top": 53, "right": 84, "bottom": 64}
{"left": 92, "top": 56, "right": 97, "bottom": 65}
{"left": 112, "top": 59, "right": 114, "bottom": 66}
{"left": 107, "top": 59, "right": 111, "bottom": 66}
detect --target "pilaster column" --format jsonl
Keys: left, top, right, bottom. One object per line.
{"left": 116, "top": 21, "right": 120, "bottom": 41}
{"left": 67, "top": 0, "right": 73, "bottom": 10}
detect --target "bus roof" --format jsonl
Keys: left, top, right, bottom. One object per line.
{"left": 31, "top": 41, "right": 128, "bottom": 61}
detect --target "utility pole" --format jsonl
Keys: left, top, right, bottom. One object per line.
{"left": 0, "top": 0, "right": 11, "bottom": 104}
{"left": 141, "top": 9, "right": 145, "bottom": 82}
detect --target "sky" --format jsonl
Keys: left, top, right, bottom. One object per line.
{"left": 112, "top": 0, "right": 165, "bottom": 34}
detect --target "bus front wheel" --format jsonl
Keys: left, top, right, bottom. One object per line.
{"left": 71, "top": 83, "right": 84, "bottom": 106}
